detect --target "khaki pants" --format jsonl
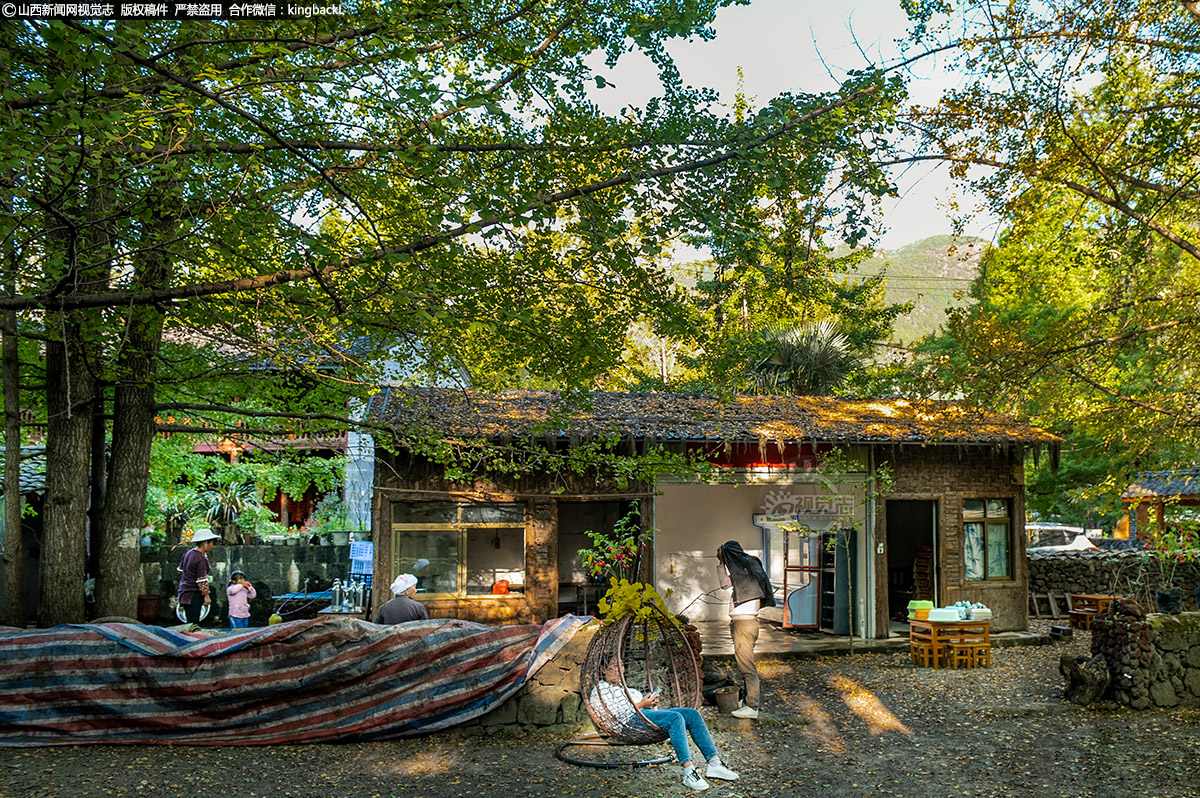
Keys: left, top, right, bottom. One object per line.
{"left": 729, "top": 618, "right": 760, "bottom": 709}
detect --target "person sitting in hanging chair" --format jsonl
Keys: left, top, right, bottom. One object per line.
{"left": 591, "top": 652, "right": 739, "bottom": 792}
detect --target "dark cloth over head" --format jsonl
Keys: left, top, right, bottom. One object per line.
{"left": 719, "top": 540, "right": 776, "bottom": 608}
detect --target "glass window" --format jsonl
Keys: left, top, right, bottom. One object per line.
{"left": 465, "top": 527, "right": 525, "bottom": 593}
{"left": 392, "top": 502, "right": 526, "bottom": 597}
{"left": 986, "top": 523, "right": 1009, "bottom": 578}
{"left": 964, "top": 522, "right": 985, "bottom": 580}
{"left": 395, "top": 529, "right": 459, "bottom": 594}
{"left": 963, "top": 499, "right": 1011, "bottom": 580}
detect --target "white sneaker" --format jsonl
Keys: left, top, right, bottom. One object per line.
{"left": 730, "top": 705, "right": 759, "bottom": 719}
{"left": 706, "top": 763, "right": 740, "bottom": 781}
{"left": 682, "top": 771, "right": 710, "bottom": 792}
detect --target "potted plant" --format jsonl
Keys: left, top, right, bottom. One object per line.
{"left": 578, "top": 501, "right": 646, "bottom": 587}
{"left": 1142, "top": 519, "right": 1198, "bottom": 613}
{"left": 307, "top": 492, "right": 355, "bottom": 545}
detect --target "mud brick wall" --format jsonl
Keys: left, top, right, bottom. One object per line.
{"left": 878, "top": 445, "right": 1028, "bottom": 633}
{"left": 1093, "top": 607, "right": 1200, "bottom": 709}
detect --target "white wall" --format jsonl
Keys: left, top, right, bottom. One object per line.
{"left": 654, "top": 478, "right": 870, "bottom": 634}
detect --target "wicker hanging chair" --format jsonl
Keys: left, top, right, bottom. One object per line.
{"left": 579, "top": 605, "right": 701, "bottom": 744}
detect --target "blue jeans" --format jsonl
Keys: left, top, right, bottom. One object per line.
{"left": 641, "top": 708, "right": 717, "bottom": 766}
{"left": 230, "top": 616, "right": 249, "bottom": 630}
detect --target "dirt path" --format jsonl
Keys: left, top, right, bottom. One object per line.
{"left": 2, "top": 623, "right": 1196, "bottom": 798}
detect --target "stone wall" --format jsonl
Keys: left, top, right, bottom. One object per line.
{"left": 458, "top": 624, "right": 598, "bottom": 735}
{"left": 139, "top": 543, "right": 356, "bottom": 626}
{"left": 1028, "top": 549, "right": 1200, "bottom": 609}
{"left": 1092, "top": 605, "right": 1200, "bottom": 709}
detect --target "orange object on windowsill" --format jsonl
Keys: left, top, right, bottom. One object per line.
{"left": 491, "top": 580, "right": 510, "bottom": 594}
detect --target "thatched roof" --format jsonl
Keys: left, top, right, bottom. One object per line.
{"left": 366, "top": 388, "right": 1060, "bottom": 448}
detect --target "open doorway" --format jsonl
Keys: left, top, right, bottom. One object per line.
{"left": 886, "top": 500, "right": 937, "bottom": 635}
{"left": 556, "top": 500, "right": 637, "bottom": 616}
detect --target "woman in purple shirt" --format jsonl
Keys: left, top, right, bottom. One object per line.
{"left": 177, "top": 529, "right": 220, "bottom": 625}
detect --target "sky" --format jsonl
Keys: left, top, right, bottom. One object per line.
{"left": 586, "top": 0, "right": 998, "bottom": 250}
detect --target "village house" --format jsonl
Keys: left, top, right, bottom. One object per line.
{"left": 365, "top": 388, "right": 1059, "bottom": 638}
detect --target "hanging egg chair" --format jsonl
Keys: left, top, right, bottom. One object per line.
{"left": 579, "top": 604, "right": 701, "bottom": 744}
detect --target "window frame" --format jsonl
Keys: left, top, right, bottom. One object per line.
{"left": 962, "top": 497, "right": 1013, "bottom": 582}
{"left": 390, "top": 502, "right": 527, "bottom": 599}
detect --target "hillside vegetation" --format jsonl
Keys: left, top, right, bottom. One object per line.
{"left": 858, "top": 235, "right": 983, "bottom": 343}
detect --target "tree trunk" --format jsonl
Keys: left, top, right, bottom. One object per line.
{"left": 1, "top": 306, "right": 23, "bottom": 628}
{"left": 1059, "top": 653, "right": 1112, "bottom": 706}
{"left": 40, "top": 328, "right": 94, "bottom": 626}
{"left": 96, "top": 316, "right": 166, "bottom": 618}
{"left": 95, "top": 204, "right": 174, "bottom": 620}
{"left": 39, "top": 159, "right": 110, "bottom": 626}
{"left": 88, "top": 392, "right": 107, "bottom": 593}
{"left": 2, "top": 162, "right": 24, "bottom": 627}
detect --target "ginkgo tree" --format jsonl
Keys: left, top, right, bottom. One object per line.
{"left": 1, "top": 6, "right": 905, "bottom": 624}
{"left": 900, "top": 0, "right": 1200, "bottom": 520}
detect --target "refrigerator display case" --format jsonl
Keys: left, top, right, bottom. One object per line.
{"left": 783, "top": 525, "right": 821, "bottom": 629}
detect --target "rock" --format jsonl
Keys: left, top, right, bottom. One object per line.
{"left": 518, "top": 683, "right": 570, "bottom": 726}
{"left": 1060, "top": 654, "right": 1111, "bottom": 706}
{"left": 1185, "top": 669, "right": 1200, "bottom": 698}
{"left": 559, "top": 692, "right": 583, "bottom": 723}
{"left": 477, "top": 697, "right": 518, "bottom": 727}
{"left": 1150, "top": 679, "right": 1179, "bottom": 708}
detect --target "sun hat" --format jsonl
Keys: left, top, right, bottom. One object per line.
{"left": 391, "top": 573, "right": 418, "bottom": 595}
{"left": 191, "top": 529, "right": 221, "bottom": 544}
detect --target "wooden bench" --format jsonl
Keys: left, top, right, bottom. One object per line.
{"left": 947, "top": 640, "right": 991, "bottom": 668}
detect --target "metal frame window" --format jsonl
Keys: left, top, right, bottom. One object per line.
{"left": 391, "top": 502, "right": 526, "bottom": 597}
{"left": 963, "top": 498, "right": 1011, "bottom": 580}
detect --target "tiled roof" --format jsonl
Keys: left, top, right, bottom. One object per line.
{"left": 0, "top": 445, "right": 46, "bottom": 496}
{"left": 1121, "top": 468, "right": 1200, "bottom": 501}
{"left": 366, "top": 388, "right": 1060, "bottom": 447}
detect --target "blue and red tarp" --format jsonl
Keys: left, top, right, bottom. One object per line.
{"left": 0, "top": 614, "right": 586, "bottom": 747}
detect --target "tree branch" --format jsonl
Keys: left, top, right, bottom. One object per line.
{"left": 0, "top": 85, "right": 882, "bottom": 312}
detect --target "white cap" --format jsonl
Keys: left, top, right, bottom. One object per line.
{"left": 391, "top": 573, "right": 417, "bottom": 595}
{"left": 191, "top": 529, "right": 221, "bottom": 544}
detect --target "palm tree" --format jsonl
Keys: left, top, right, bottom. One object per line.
{"left": 748, "top": 321, "right": 863, "bottom": 396}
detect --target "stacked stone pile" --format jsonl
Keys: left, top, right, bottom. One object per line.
{"left": 1089, "top": 601, "right": 1200, "bottom": 709}
{"left": 1091, "top": 599, "right": 1153, "bottom": 708}
{"left": 1143, "top": 614, "right": 1200, "bottom": 708}
{"left": 1027, "top": 549, "right": 1140, "bottom": 596}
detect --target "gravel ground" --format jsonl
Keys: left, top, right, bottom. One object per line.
{"left": 2, "top": 621, "right": 1197, "bottom": 798}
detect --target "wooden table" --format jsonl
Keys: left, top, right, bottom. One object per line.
{"left": 1068, "top": 594, "right": 1120, "bottom": 630}
{"left": 908, "top": 618, "right": 991, "bottom": 669}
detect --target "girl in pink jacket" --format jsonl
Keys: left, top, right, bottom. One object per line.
{"left": 227, "top": 571, "right": 257, "bottom": 630}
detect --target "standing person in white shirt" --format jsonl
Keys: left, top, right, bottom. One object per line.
{"left": 716, "top": 540, "right": 775, "bottom": 720}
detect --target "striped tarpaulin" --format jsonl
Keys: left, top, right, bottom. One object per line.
{"left": 0, "top": 614, "right": 586, "bottom": 747}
